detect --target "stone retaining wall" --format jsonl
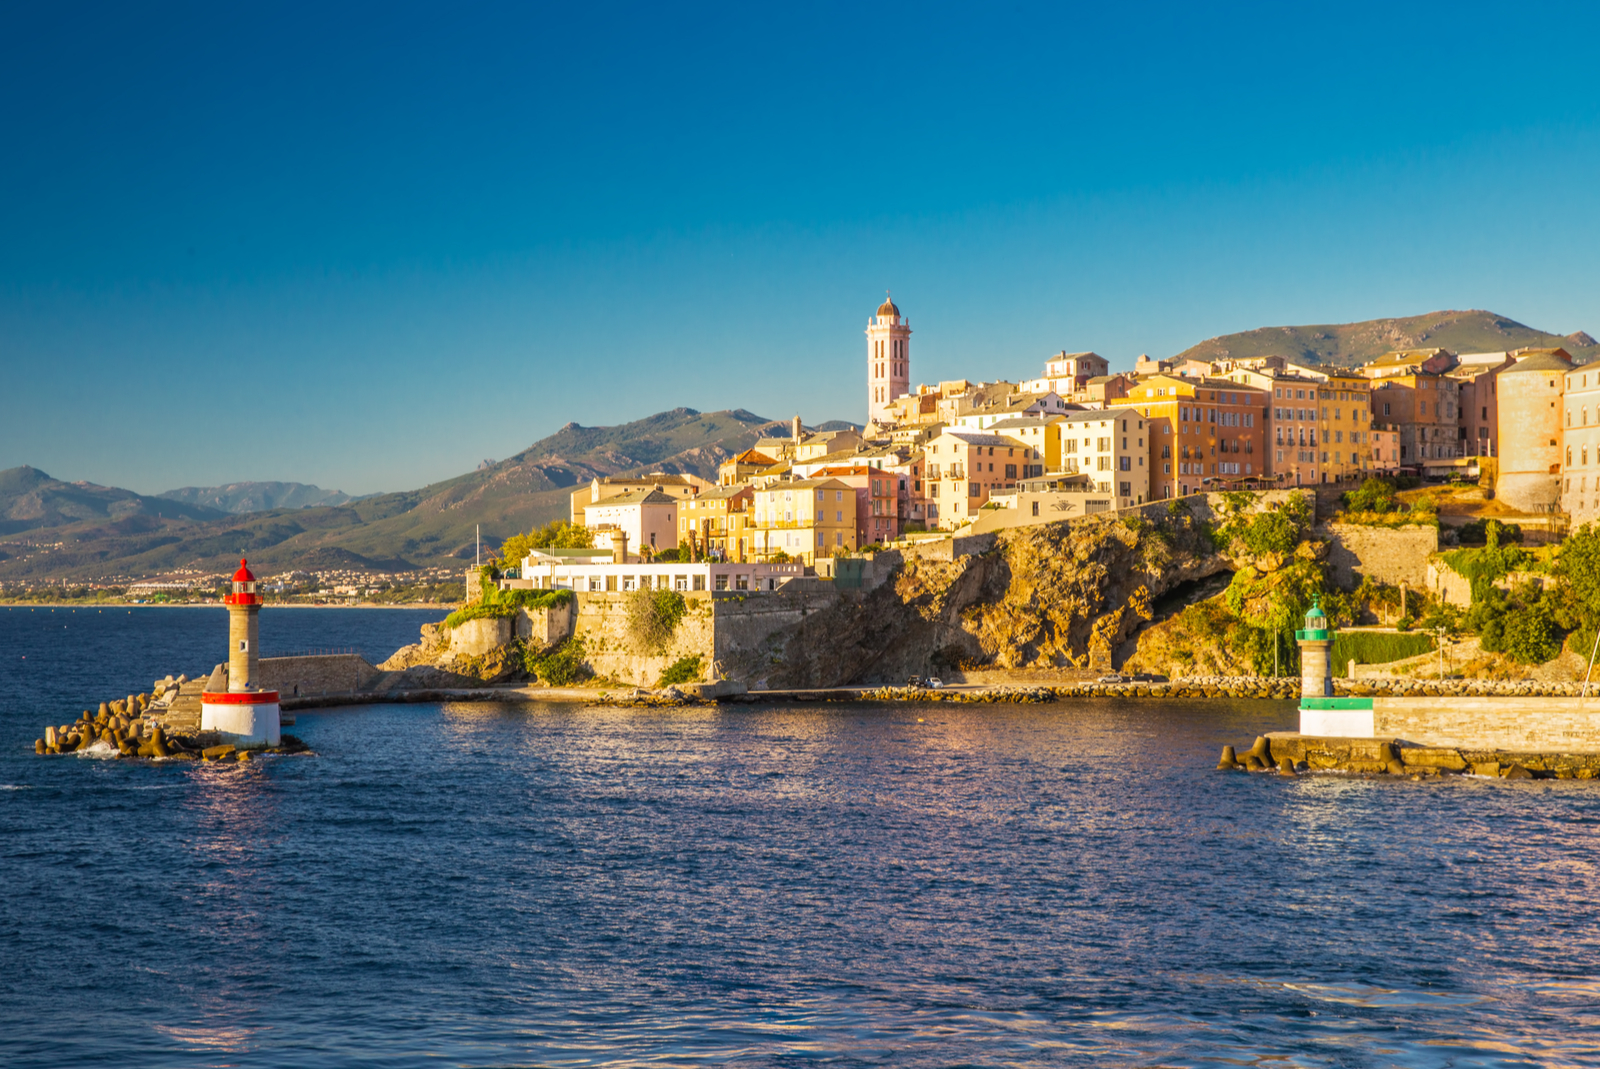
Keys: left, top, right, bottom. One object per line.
{"left": 258, "top": 654, "right": 383, "bottom": 698}
{"left": 1320, "top": 522, "right": 1438, "bottom": 589}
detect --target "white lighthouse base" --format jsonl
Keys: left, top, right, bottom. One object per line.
{"left": 201, "top": 691, "right": 281, "bottom": 747}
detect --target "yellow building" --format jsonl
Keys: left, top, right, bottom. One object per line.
{"left": 749, "top": 478, "right": 857, "bottom": 563}
{"left": 678, "top": 485, "right": 754, "bottom": 561}
{"left": 1296, "top": 365, "right": 1376, "bottom": 483}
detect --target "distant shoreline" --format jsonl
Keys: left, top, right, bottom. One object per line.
{"left": 0, "top": 602, "right": 454, "bottom": 611}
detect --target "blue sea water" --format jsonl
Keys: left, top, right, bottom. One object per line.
{"left": 3, "top": 606, "right": 1600, "bottom": 1067}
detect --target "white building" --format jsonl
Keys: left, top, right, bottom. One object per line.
{"left": 513, "top": 557, "right": 804, "bottom": 593}
{"left": 582, "top": 489, "right": 679, "bottom": 554}
{"left": 1054, "top": 408, "right": 1149, "bottom": 507}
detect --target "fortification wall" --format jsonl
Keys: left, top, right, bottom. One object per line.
{"left": 1320, "top": 523, "right": 1438, "bottom": 589}
{"left": 568, "top": 587, "right": 839, "bottom": 688}
{"left": 258, "top": 654, "right": 383, "bottom": 697}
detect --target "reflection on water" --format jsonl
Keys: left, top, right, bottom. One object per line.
{"left": 5, "top": 613, "right": 1600, "bottom": 1068}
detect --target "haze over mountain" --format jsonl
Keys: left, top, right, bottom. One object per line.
{"left": 1174, "top": 309, "right": 1599, "bottom": 369}
{"left": 0, "top": 408, "right": 784, "bottom": 580}
{"left": 158, "top": 482, "right": 369, "bottom": 514}
{"left": 0, "top": 466, "right": 226, "bottom": 538}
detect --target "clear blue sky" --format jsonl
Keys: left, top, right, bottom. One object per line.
{"left": 5, "top": 1, "right": 1600, "bottom": 495}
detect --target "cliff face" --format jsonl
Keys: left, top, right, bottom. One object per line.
{"left": 755, "top": 508, "right": 1227, "bottom": 688}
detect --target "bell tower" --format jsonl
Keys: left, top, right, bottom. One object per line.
{"left": 866, "top": 293, "right": 910, "bottom": 425}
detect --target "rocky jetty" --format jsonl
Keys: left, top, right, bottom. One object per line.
{"left": 33, "top": 673, "right": 310, "bottom": 761}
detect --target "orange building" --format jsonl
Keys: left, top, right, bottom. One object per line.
{"left": 1124, "top": 375, "right": 1269, "bottom": 498}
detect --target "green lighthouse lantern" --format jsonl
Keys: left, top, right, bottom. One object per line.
{"left": 1296, "top": 596, "right": 1329, "bottom": 641}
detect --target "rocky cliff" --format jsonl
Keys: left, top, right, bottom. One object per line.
{"left": 750, "top": 506, "right": 1228, "bottom": 687}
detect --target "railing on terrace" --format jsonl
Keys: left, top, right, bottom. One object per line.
{"left": 267, "top": 647, "right": 363, "bottom": 658}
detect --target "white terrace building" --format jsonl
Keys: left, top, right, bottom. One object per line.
{"left": 514, "top": 550, "right": 804, "bottom": 594}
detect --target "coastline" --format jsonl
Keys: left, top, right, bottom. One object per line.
{"left": 0, "top": 601, "right": 454, "bottom": 611}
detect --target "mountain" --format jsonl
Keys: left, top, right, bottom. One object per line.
{"left": 1174, "top": 310, "right": 1600, "bottom": 368}
{"left": 0, "top": 466, "right": 227, "bottom": 537}
{"left": 0, "top": 408, "right": 780, "bottom": 581}
{"left": 159, "top": 481, "right": 369, "bottom": 513}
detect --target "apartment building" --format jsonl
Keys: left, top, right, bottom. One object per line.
{"left": 582, "top": 490, "right": 679, "bottom": 554}
{"left": 1563, "top": 363, "right": 1600, "bottom": 527}
{"left": 570, "top": 473, "right": 708, "bottom": 525}
{"left": 951, "top": 392, "right": 1071, "bottom": 430}
{"left": 1020, "top": 351, "right": 1110, "bottom": 394}
{"left": 987, "top": 416, "right": 1057, "bottom": 473}
{"left": 1054, "top": 408, "right": 1150, "bottom": 506}
{"left": 924, "top": 430, "right": 1030, "bottom": 529}
{"left": 1295, "top": 365, "right": 1376, "bottom": 482}
{"left": 1451, "top": 353, "right": 1516, "bottom": 459}
{"left": 677, "top": 485, "right": 753, "bottom": 561}
{"left": 748, "top": 478, "right": 857, "bottom": 563}
{"left": 816, "top": 464, "right": 906, "bottom": 544}
{"left": 1124, "top": 375, "right": 1267, "bottom": 498}
{"left": 1224, "top": 367, "right": 1324, "bottom": 484}
{"left": 1366, "top": 372, "right": 1462, "bottom": 467}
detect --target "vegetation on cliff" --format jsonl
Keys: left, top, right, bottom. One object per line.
{"left": 627, "top": 589, "right": 687, "bottom": 652}
{"left": 445, "top": 586, "right": 572, "bottom": 628}
{"left": 1126, "top": 493, "right": 1346, "bottom": 677}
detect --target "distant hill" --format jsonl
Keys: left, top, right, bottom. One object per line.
{"left": 1174, "top": 310, "right": 1600, "bottom": 368}
{"left": 0, "top": 408, "right": 780, "bottom": 581}
{"left": 159, "top": 481, "right": 369, "bottom": 513}
{"left": 0, "top": 466, "right": 226, "bottom": 537}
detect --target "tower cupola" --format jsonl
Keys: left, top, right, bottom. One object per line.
{"left": 866, "top": 292, "right": 911, "bottom": 425}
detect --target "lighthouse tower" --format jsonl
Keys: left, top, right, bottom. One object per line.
{"left": 866, "top": 294, "right": 910, "bottom": 426}
{"left": 200, "top": 558, "right": 281, "bottom": 747}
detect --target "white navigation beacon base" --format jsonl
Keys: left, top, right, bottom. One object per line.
{"left": 1298, "top": 699, "right": 1375, "bottom": 738}
{"left": 201, "top": 691, "right": 282, "bottom": 747}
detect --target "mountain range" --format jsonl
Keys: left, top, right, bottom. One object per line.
{"left": 1176, "top": 309, "right": 1599, "bottom": 368}
{"left": 159, "top": 482, "right": 369, "bottom": 513}
{"left": 0, "top": 408, "right": 787, "bottom": 580}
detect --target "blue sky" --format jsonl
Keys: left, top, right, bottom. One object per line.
{"left": 4, "top": 1, "right": 1600, "bottom": 495}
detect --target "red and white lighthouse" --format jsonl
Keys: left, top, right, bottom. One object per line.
{"left": 201, "top": 558, "right": 281, "bottom": 746}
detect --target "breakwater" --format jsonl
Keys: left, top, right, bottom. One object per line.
{"left": 33, "top": 674, "right": 309, "bottom": 760}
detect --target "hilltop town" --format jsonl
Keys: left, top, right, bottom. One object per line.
{"left": 547, "top": 296, "right": 1587, "bottom": 567}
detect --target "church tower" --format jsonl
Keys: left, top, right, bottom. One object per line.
{"left": 866, "top": 294, "right": 911, "bottom": 425}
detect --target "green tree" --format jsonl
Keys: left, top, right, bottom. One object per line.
{"left": 497, "top": 520, "right": 595, "bottom": 569}
{"left": 1555, "top": 523, "right": 1600, "bottom": 634}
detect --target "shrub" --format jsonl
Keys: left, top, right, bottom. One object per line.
{"left": 445, "top": 587, "right": 572, "bottom": 629}
{"left": 527, "top": 635, "right": 588, "bottom": 685}
{"left": 1555, "top": 523, "right": 1600, "bottom": 634}
{"left": 1456, "top": 518, "right": 1522, "bottom": 546}
{"left": 1342, "top": 478, "right": 1399, "bottom": 514}
{"left": 657, "top": 655, "right": 704, "bottom": 687}
{"left": 627, "top": 588, "right": 686, "bottom": 651}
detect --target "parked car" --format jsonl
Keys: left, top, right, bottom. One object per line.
{"left": 928, "top": 677, "right": 945, "bottom": 689}
{"left": 906, "top": 675, "right": 925, "bottom": 689}
{"left": 1097, "top": 674, "right": 1130, "bottom": 684}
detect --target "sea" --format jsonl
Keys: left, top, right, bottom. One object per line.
{"left": 2, "top": 605, "right": 1599, "bottom": 1067}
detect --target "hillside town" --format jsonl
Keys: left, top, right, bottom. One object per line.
{"left": 535, "top": 295, "right": 1589, "bottom": 573}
